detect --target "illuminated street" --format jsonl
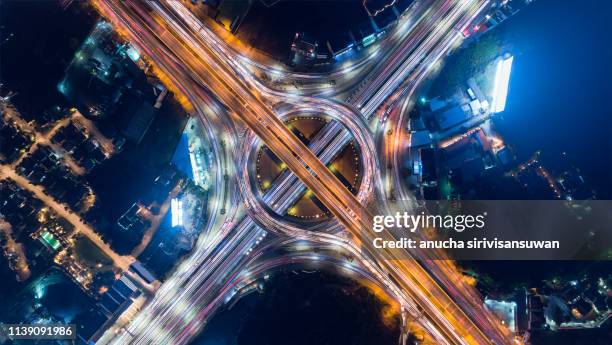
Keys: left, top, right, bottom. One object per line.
{"left": 1, "top": 1, "right": 610, "bottom": 344}
{"left": 85, "top": 0, "right": 515, "bottom": 344}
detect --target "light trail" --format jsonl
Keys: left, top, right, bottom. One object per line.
{"left": 90, "top": 1, "right": 517, "bottom": 344}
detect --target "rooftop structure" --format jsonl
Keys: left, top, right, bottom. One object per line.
{"left": 491, "top": 55, "right": 513, "bottom": 113}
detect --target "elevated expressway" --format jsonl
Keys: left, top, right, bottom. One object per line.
{"left": 93, "top": 0, "right": 514, "bottom": 344}
{"left": 179, "top": 0, "right": 512, "bottom": 342}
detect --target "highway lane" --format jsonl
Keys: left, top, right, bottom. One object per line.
{"left": 238, "top": 102, "right": 377, "bottom": 235}
{"left": 207, "top": 0, "right": 515, "bottom": 342}
{"left": 162, "top": 0, "right": 454, "bottom": 224}
{"left": 265, "top": 0, "right": 468, "bottom": 211}
{"left": 160, "top": 0, "right": 453, "bottom": 221}
{"left": 89, "top": 2, "right": 260, "bottom": 343}
{"left": 133, "top": 0, "right": 375, "bottom": 253}
{"left": 169, "top": 0, "right": 471, "bottom": 221}
{"left": 134, "top": 219, "right": 265, "bottom": 344}
{"left": 94, "top": 0, "right": 514, "bottom": 344}
{"left": 91, "top": 2, "right": 360, "bottom": 342}
{"left": 88, "top": 3, "right": 330, "bottom": 343}
{"left": 180, "top": 0, "right": 430, "bottom": 98}
{"left": 230, "top": 2, "right": 515, "bottom": 343}
{"left": 373, "top": 1, "right": 516, "bottom": 341}
{"left": 194, "top": 0, "right": 512, "bottom": 342}
{"left": 135, "top": 0, "right": 492, "bottom": 342}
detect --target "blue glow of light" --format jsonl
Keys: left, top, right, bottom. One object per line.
{"left": 171, "top": 198, "right": 183, "bottom": 227}
{"left": 127, "top": 46, "right": 141, "bottom": 62}
{"left": 491, "top": 56, "right": 513, "bottom": 113}
{"left": 57, "top": 82, "right": 67, "bottom": 94}
{"left": 362, "top": 34, "right": 376, "bottom": 47}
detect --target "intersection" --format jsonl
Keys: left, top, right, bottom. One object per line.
{"left": 91, "top": 1, "right": 517, "bottom": 344}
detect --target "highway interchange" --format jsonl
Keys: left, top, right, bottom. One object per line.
{"left": 91, "top": 0, "right": 518, "bottom": 344}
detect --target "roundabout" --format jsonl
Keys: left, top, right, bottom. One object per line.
{"left": 255, "top": 115, "right": 362, "bottom": 221}
{"left": 236, "top": 99, "right": 379, "bottom": 238}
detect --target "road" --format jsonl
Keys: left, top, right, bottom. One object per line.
{"left": 91, "top": 0, "right": 515, "bottom": 344}
{"left": 0, "top": 165, "right": 133, "bottom": 271}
